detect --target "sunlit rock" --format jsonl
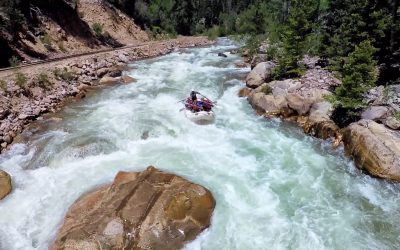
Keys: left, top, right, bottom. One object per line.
{"left": 342, "top": 120, "right": 400, "bottom": 181}
{"left": 120, "top": 75, "right": 136, "bottom": 84}
{"left": 0, "top": 170, "right": 12, "bottom": 200}
{"left": 245, "top": 61, "right": 276, "bottom": 88}
{"left": 99, "top": 76, "right": 118, "bottom": 84}
{"left": 51, "top": 166, "right": 215, "bottom": 250}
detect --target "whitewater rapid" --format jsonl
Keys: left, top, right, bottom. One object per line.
{"left": 1, "top": 38, "right": 400, "bottom": 250}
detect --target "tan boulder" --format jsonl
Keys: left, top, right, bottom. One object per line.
{"left": 309, "top": 101, "right": 333, "bottom": 121}
{"left": 238, "top": 87, "right": 252, "bottom": 97}
{"left": 384, "top": 117, "right": 400, "bottom": 130}
{"left": 0, "top": 170, "right": 12, "bottom": 200}
{"left": 297, "top": 102, "right": 339, "bottom": 142}
{"left": 342, "top": 120, "right": 400, "bottom": 181}
{"left": 51, "top": 166, "right": 215, "bottom": 250}
{"left": 120, "top": 75, "right": 137, "bottom": 84}
{"left": 245, "top": 61, "right": 276, "bottom": 88}
{"left": 286, "top": 93, "right": 312, "bottom": 116}
{"left": 248, "top": 93, "right": 278, "bottom": 115}
{"left": 99, "top": 76, "right": 118, "bottom": 84}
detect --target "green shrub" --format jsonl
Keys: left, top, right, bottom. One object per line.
{"left": 92, "top": 23, "right": 103, "bottom": 37}
{"left": 266, "top": 43, "right": 281, "bottom": 61}
{"left": 54, "top": 68, "right": 75, "bottom": 82}
{"left": 41, "top": 33, "right": 53, "bottom": 49}
{"left": 241, "top": 35, "right": 266, "bottom": 57}
{"left": 394, "top": 112, "right": 400, "bottom": 121}
{"left": 334, "top": 40, "right": 377, "bottom": 111}
{"left": 0, "top": 80, "right": 7, "bottom": 91}
{"left": 328, "top": 40, "right": 377, "bottom": 123}
{"left": 8, "top": 56, "right": 20, "bottom": 67}
{"left": 36, "top": 73, "right": 51, "bottom": 88}
{"left": 205, "top": 25, "right": 220, "bottom": 40}
{"left": 57, "top": 41, "right": 66, "bottom": 52}
{"left": 15, "top": 72, "right": 27, "bottom": 88}
{"left": 260, "top": 84, "right": 273, "bottom": 95}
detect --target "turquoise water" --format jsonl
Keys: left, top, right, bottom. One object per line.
{"left": 1, "top": 39, "right": 400, "bottom": 250}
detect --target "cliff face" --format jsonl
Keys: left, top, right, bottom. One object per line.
{"left": 0, "top": 0, "right": 149, "bottom": 67}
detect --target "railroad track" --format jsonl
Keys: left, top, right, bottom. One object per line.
{"left": 0, "top": 42, "right": 153, "bottom": 73}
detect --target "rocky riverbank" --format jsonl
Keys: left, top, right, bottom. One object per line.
{"left": 240, "top": 47, "right": 400, "bottom": 181}
{"left": 51, "top": 166, "right": 215, "bottom": 250}
{"left": 0, "top": 36, "right": 213, "bottom": 154}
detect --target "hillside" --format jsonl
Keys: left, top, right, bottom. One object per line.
{"left": 0, "top": 0, "right": 149, "bottom": 67}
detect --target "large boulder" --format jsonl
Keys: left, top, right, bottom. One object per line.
{"left": 384, "top": 117, "right": 400, "bottom": 130}
{"left": 361, "top": 106, "right": 389, "bottom": 121}
{"left": 300, "top": 102, "right": 340, "bottom": 142}
{"left": 0, "top": 170, "right": 12, "bottom": 200}
{"left": 51, "top": 166, "right": 215, "bottom": 250}
{"left": 248, "top": 92, "right": 288, "bottom": 116}
{"left": 245, "top": 61, "right": 276, "bottom": 88}
{"left": 286, "top": 93, "right": 312, "bottom": 116}
{"left": 308, "top": 101, "right": 333, "bottom": 122}
{"left": 342, "top": 120, "right": 400, "bottom": 181}
{"left": 250, "top": 54, "right": 267, "bottom": 69}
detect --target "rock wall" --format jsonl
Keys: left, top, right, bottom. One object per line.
{"left": 243, "top": 66, "right": 341, "bottom": 143}
{"left": 51, "top": 166, "right": 215, "bottom": 250}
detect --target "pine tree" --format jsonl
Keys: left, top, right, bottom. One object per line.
{"left": 273, "top": 0, "right": 319, "bottom": 79}
{"left": 334, "top": 40, "right": 377, "bottom": 113}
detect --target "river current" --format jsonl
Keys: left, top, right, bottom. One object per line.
{"left": 1, "top": 39, "right": 400, "bottom": 250}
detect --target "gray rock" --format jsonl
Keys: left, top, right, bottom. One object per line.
{"left": 18, "top": 114, "right": 29, "bottom": 120}
{"left": 245, "top": 61, "right": 276, "bottom": 89}
{"left": 96, "top": 68, "right": 109, "bottom": 78}
{"left": 361, "top": 106, "right": 389, "bottom": 121}
{"left": 251, "top": 54, "right": 267, "bottom": 69}
{"left": 3, "top": 134, "right": 12, "bottom": 144}
{"left": 118, "top": 54, "right": 129, "bottom": 63}
{"left": 0, "top": 109, "right": 10, "bottom": 120}
{"left": 286, "top": 93, "right": 312, "bottom": 115}
{"left": 384, "top": 117, "right": 400, "bottom": 130}
{"left": 309, "top": 101, "right": 333, "bottom": 121}
{"left": 217, "top": 52, "right": 227, "bottom": 58}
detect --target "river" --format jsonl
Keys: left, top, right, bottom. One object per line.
{"left": 1, "top": 38, "right": 400, "bottom": 250}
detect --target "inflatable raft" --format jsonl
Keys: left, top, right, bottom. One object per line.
{"left": 184, "top": 110, "right": 215, "bottom": 125}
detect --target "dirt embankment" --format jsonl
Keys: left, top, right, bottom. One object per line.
{"left": 0, "top": 36, "right": 214, "bottom": 153}
{"left": 0, "top": 0, "right": 149, "bottom": 67}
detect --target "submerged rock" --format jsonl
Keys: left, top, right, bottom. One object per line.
{"left": 51, "top": 166, "right": 215, "bottom": 250}
{"left": 99, "top": 76, "right": 118, "bottom": 85}
{"left": 342, "top": 120, "right": 400, "bottom": 181}
{"left": 120, "top": 75, "right": 136, "bottom": 84}
{"left": 0, "top": 170, "right": 12, "bottom": 200}
{"left": 217, "top": 52, "right": 227, "bottom": 57}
